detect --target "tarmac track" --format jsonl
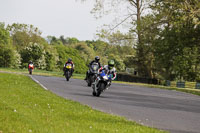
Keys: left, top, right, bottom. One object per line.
{"left": 32, "top": 75, "right": 200, "bottom": 133}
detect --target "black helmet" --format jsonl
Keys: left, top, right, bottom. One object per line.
{"left": 108, "top": 60, "right": 115, "bottom": 69}
{"left": 68, "top": 58, "right": 72, "bottom": 62}
{"left": 95, "top": 56, "right": 100, "bottom": 62}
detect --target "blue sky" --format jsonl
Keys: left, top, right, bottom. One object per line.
{"left": 0, "top": 0, "right": 113, "bottom": 40}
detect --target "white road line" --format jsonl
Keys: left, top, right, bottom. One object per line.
{"left": 29, "top": 75, "right": 48, "bottom": 90}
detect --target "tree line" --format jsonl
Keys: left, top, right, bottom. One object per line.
{"left": 83, "top": 0, "right": 200, "bottom": 82}
{"left": 0, "top": 22, "right": 135, "bottom": 74}
{"left": 0, "top": 0, "right": 200, "bottom": 82}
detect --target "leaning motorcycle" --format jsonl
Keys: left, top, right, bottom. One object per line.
{"left": 28, "top": 64, "right": 34, "bottom": 75}
{"left": 64, "top": 64, "right": 72, "bottom": 81}
{"left": 92, "top": 70, "right": 112, "bottom": 97}
{"left": 86, "top": 63, "right": 100, "bottom": 86}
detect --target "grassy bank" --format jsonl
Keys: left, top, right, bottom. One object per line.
{"left": 0, "top": 72, "right": 166, "bottom": 133}
{"left": 0, "top": 67, "right": 85, "bottom": 80}
{"left": 113, "top": 81, "right": 200, "bottom": 96}
{"left": 1, "top": 68, "right": 200, "bottom": 96}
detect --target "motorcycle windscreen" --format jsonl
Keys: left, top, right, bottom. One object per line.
{"left": 29, "top": 64, "right": 34, "bottom": 69}
{"left": 66, "top": 64, "right": 72, "bottom": 69}
{"left": 91, "top": 64, "right": 99, "bottom": 73}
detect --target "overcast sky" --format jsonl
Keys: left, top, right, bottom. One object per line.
{"left": 0, "top": 0, "right": 113, "bottom": 40}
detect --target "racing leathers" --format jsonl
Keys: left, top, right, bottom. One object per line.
{"left": 63, "top": 61, "right": 75, "bottom": 76}
{"left": 85, "top": 60, "right": 101, "bottom": 80}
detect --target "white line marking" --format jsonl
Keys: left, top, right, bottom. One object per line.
{"left": 30, "top": 75, "right": 48, "bottom": 90}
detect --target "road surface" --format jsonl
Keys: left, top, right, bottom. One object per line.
{"left": 32, "top": 75, "right": 200, "bottom": 133}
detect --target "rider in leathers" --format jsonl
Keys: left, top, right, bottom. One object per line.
{"left": 99, "top": 60, "right": 117, "bottom": 88}
{"left": 85, "top": 56, "right": 101, "bottom": 80}
{"left": 63, "top": 58, "right": 75, "bottom": 76}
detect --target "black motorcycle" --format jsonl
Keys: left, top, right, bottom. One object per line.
{"left": 86, "top": 63, "right": 100, "bottom": 86}
{"left": 92, "top": 70, "right": 112, "bottom": 97}
{"left": 64, "top": 64, "right": 72, "bottom": 81}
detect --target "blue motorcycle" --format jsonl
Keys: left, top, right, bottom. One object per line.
{"left": 92, "top": 70, "right": 112, "bottom": 97}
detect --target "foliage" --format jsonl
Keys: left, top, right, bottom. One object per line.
{"left": 71, "top": 42, "right": 95, "bottom": 64}
{"left": 55, "top": 44, "right": 87, "bottom": 74}
{"left": 150, "top": 0, "right": 200, "bottom": 81}
{"left": 20, "top": 42, "right": 44, "bottom": 68}
{"left": 0, "top": 22, "right": 11, "bottom": 45}
{"left": 0, "top": 44, "right": 15, "bottom": 67}
{"left": 7, "top": 23, "right": 46, "bottom": 50}
{"left": 11, "top": 50, "right": 22, "bottom": 68}
{"left": 44, "top": 46, "right": 59, "bottom": 71}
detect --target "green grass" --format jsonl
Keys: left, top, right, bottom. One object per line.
{"left": 113, "top": 81, "right": 200, "bottom": 96}
{"left": 1, "top": 67, "right": 200, "bottom": 96}
{"left": 0, "top": 72, "right": 166, "bottom": 133}
{"left": 0, "top": 67, "right": 85, "bottom": 80}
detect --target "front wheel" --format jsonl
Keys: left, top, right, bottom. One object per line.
{"left": 29, "top": 69, "right": 32, "bottom": 75}
{"left": 92, "top": 91, "right": 96, "bottom": 96}
{"left": 65, "top": 71, "right": 70, "bottom": 81}
{"left": 87, "top": 75, "right": 93, "bottom": 86}
{"left": 96, "top": 83, "right": 105, "bottom": 97}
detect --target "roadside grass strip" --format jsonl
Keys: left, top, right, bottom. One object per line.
{"left": 1, "top": 68, "right": 200, "bottom": 96}
{"left": 113, "top": 81, "right": 200, "bottom": 96}
{"left": 0, "top": 68, "right": 85, "bottom": 80}
{"left": 0, "top": 73, "right": 166, "bottom": 133}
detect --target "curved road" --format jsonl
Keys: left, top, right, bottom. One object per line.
{"left": 32, "top": 75, "right": 200, "bottom": 133}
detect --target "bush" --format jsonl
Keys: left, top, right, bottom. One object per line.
{"left": 116, "top": 72, "right": 158, "bottom": 84}
{"left": 55, "top": 45, "right": 87, "bottom": 74}
{"left": 0, "top": 44, "right": 15, "bottom": 67}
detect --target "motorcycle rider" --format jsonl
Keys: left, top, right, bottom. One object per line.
{"left": 84, "top": 56, "right": 101, "bottom": 80}
{"left": 100, "top": 60, "right": 117, "bottom": 88}
{"left": 63, "top": 58, "right": 75, "bottom": 76}
{"left": 28, "top": 60, "right": 34, "bottom": 70}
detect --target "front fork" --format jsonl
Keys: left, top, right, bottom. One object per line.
{"left": 92, "top": 77, "right": 99, "bottom": 92}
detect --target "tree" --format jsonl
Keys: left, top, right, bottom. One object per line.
{"left": 71, "top": 42, "right": 95, "bottom": 64}
{"left": 80, "top": 0, "right": 154, "bottom": 77}
{"left": 55, "top": 44, "right": 87, "bottom": 74}
{"left": 20, "top": 42, "right": 44, "bottom": 68}
{"left": 0, "top": 22, "right": 11, "bottom": 45}
{"left": 7, "top": 23, "right": 45, "bottom": 50}
{"left": 66, "top": 37, "right": 80, "bottom": 45}
{"left": 0, "top": 44, "right": 15, "bottom": 67}
{"left": 150, "top": 0, "right": 200, "bottom": 81}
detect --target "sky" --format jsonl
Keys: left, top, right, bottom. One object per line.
{"left": 0, "top": 0, "right": 114, "bottom": 40}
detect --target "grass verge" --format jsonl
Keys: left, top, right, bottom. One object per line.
{"left": 0, "top": 72, "right": 166, "bottom": 133}
{"left": 113, "top": 81, "right": 200, "bottom": 96}
{"left": 0, "top": 67, "right": 84, "bottom": 80}
{"left": 1, "top": 67, "right": 200, "bottom": 96}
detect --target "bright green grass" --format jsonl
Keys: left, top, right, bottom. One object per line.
{"left": 0, "top": 67, "right": 85, "bottom": 80}
{"left": 1, "top": 68, "right": 200, "bottom": 96}
{"left": 113, "top": 81, "right": 200, "bottom": 96}
{"left": 0, "top": 73, "right": 166, "bottom": 133}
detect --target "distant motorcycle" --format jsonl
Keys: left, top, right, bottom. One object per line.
{"left": 64, "top": 63, "right": 73, "bottom": 81}
{"left": 28, "top": 64, "right": 34, "bottom": 75}
{"left": 86, "top": 63, "right": 100, "bottom": 86}
{"left": 92, "top": 70, "right": 112, "bottom": 97}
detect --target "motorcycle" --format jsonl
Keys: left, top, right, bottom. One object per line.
{"left": 92, "top": 70, "right": 112, "bottom": 97}
{"left": 64, "top": 63, "right": 73, "bottom": 81}
{"left": 28, "top": 64, "right": 34, "bottom": 75}
{"left": 86, "top": 63, "right": 100, "bottom": 86}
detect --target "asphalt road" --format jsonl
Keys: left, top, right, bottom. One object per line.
{"left": 32, "top": 75, "right": 200, "bottom": 133}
